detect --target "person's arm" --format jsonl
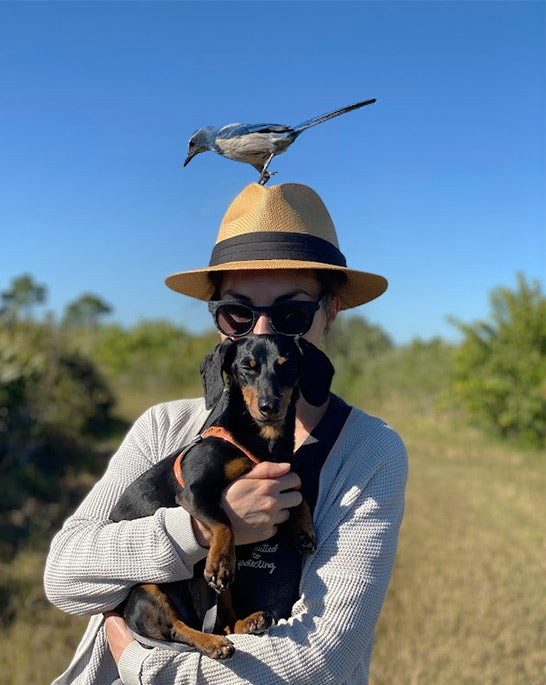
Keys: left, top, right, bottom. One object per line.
{"left": 45, "top": 399, "right": 302, "bottom": 616}
{"left": 108, "top": 413, "right": 408, "bottom": 685}
{"left": 44, "top": 401, "right": 208, "bottom": 614}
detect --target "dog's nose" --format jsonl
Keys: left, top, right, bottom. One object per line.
{"left": 258, "top": 397, "right": 280, "bottom": 417}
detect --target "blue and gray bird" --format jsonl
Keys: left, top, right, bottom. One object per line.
{"left": 184, "top": 98, "right": 376, "bottom": 184}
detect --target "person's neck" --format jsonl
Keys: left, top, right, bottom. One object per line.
{"left": 294, "top": 395, "right": 330, "bottom": 451}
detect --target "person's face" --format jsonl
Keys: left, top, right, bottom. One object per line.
{"left": 216, "top": 269, "right": 337, "bottom": 347}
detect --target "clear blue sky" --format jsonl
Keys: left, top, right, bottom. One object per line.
{"left": 1, "top": 0, "right": 544, "bottom": 344}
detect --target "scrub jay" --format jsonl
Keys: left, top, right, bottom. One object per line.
{"left": 184, "top": 98, "right": 376, "bottom": 184}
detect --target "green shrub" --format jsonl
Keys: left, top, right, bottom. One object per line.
{"left": 90, "top": 320, "right": 218, "bottom": 395}
{"left": 325, "top": 315, "right": 454, "bottom": 414}
{"left": 324, "top": 314, "right": 394, "bottom": 398}
{"left": 449, "top": 273, "right": 545, "bottom": 448}
{"left": 0, "top": 322, "right": 116, "bottom": 551}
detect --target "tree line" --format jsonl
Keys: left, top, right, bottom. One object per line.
{"left": 0, "top": 272, "right": 544, "bottom": 555}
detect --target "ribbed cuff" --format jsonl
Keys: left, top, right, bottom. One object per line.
{"left": 163, "top": 506, "right": 208, "bottom": 568}
{"left": 118, "top": 640, "right": 149, "bottom": 685}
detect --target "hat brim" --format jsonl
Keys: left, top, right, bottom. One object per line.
{"left": 165, "top": 260, "right": 387, "bottom": 310}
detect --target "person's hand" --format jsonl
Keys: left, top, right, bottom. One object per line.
{"left": 106, "top": 464, "right": 301, "bottom": 662}
{"left": 103, "top": 611, "right": 135, "bottom": 666}
{"left": 224, "top": 461, "right": 303, "bottom": 545}
{"left": 192, "top": 462, "right": 302, "bottom": 547}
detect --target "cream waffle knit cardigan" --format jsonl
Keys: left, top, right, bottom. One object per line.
{"left": 44, "top": 397, "right": 407, "bottom": 685}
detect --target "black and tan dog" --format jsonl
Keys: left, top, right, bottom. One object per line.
{"left": 110, "top": 334, "right": 334, "bottom": 659}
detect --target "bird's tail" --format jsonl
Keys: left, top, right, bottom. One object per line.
{"left": 294, "top": 98, "right": 376, "bottom": 132}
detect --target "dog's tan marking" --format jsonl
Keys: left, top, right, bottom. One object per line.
{"left": 242, "top": 384, "right": 294, "bottom": 439}
{"left": 137, "top": 584, "right": 180, "bottom": 639}
{"left": 224, "top": 455, "right": 254, "bottom": 482}
{"left": 259, "top": 423, "right": 282, "bottom": 440}
{"left": 232, "top": 611, "right": 272, "bottom": 635}
{"left": 206, "top": 522, "right": 235, "bottom": 591}
{"left": 171, "top": 620, "right": 234, "bottom": 659}
{"left": 218, "top": 590, "right": 272, "bottom": 636}
{"left": 136, "top": 585, "right": 234, "bottom": 658}
{"left": 241, "top": 386, "right": 260, "bottom": 417}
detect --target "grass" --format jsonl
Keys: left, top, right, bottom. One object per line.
{"left": 0, "top": 547, "right": 88, "bottom": 685}
{"left": 0, "top": 393, "right": 544, "bottom": 684}
{"left": 369, "top": 397, "right": 545, "bottom": 684}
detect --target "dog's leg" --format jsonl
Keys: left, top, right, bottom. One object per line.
{"left": 177, "top": 490, "right": 237, "bottom": 593}
{"left": 123, "top": 584, "right": 234, "bottom": 660}
{"left": 217, "top": 589, "right": 274, "bottom": 636}
{"left": 291, "top": 500, "right": 317, "bottom": 555}
{"left": 177, "top": 454, "right": 255, "bottom": 593}
{"left": 205, "top": 520, "right": 236, "bottom": 593}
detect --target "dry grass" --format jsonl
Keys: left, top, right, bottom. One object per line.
{"left": 0, "top": 398, "right": 544, "bottom": 684}
{"left": 0, "top": 549, "right": 88, "bottom": 685}
{"left": 369, "top": 398, "right": 545, "bottom": 684}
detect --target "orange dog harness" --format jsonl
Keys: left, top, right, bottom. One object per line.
{"left": 173, "top": 426, "right": 260, "bottom": 488}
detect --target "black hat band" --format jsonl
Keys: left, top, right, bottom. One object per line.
{"left": 209, "top": 232, "right": 347, "bottom": 268}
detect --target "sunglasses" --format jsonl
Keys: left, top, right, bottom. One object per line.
{"left": 208, "top": 297, "right": 327, "bottom": 337}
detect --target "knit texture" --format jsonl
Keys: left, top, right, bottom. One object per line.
{"left": 44, "top": 397, "right": 407, "bottom": 685}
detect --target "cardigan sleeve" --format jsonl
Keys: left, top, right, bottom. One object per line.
{"left": 44, "top": 399, "right": 210, "bottom": 615}
{"left": 116, "top": 411, "right": 408, "bottom": 685}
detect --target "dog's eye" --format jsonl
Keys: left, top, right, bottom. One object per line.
{"left": 275, "top": 356, "right": 296, "bottom": 371}
{"left": 241, "top": 358, "right": 258, "bottom": 372}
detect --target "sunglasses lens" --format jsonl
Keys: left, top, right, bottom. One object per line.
{"left": 215, "top": 303, "right": 254, "bottom": 336}
{"left": 211, "top": 300, "right": 321, "bottom": 337}
{"left": 271, "top": 301, "right": 317, "bottom": 335}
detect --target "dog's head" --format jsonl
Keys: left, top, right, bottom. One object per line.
{"left": 200, "top": 335, "right": 335, "bottom": 429}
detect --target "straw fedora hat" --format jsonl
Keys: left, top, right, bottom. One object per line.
{"left": 165, "top": 183, "right": 387, "bottom": 310}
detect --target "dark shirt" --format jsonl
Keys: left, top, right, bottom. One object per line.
{"left": 231, "top": 393, "right": 351, "bottom": 622}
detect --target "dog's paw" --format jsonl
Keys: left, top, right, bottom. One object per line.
{"left": 204, "top": 555, "right": 235, "bottom": 593}
{"left": 201, "top": 636, "right": 235, "bottom": 660}
{"left": 238, "top": 610, "right": 274, "bottom": 635}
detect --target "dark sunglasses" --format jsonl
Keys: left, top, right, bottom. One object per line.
{"left": 208, "top": 297, "right": 327, "bottom": 337}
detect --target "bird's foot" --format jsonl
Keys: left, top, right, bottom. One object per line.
{"left": 258, "top": 170, "right": 277, "bottom": 185}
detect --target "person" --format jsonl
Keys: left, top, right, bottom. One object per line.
{"left": 44, "top": 182, "right": 408, "bottom": 685}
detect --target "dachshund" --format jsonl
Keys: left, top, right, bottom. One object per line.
{"left": 110, "top": 334, "right": 334, "bottom": 659}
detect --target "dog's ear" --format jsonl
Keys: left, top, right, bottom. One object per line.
{"left": 200, "top": 339, "right": 237, "bottom": 409}
{"left": 294, "top": 337, "right": 335, "bottom": 406}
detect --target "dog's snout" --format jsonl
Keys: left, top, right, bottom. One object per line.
{"left": 258, "top": 397, "right": 281, "bottom": 417}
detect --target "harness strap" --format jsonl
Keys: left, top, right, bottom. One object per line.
{"left": 173, "top": 441, "right": 197, "bottom": 489}
{"left": 201, "top": 425, "right": 261, "bottom": 466}
{"left": 173, "top": 426, "right": 261, "bottom": 488}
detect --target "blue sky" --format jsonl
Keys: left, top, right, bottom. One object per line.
{"left": 1, "top": 0, "right": 544, "bottom": 344}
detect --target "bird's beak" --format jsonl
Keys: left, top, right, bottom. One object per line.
{"left": 183, "top": 150, "right": 195, "bottom": 167}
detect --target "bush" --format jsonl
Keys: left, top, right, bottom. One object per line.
{"left": 0, "top": 322, "right": 117, "bottom": 552}
{"left": 324, "top": 314, "right": 394, "bottom": 398}
{"left": 90, "top": 320, "right": 218, "bottom": 395}
{"left": 449, "top": 273, "right": 545, "bottom": 448}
